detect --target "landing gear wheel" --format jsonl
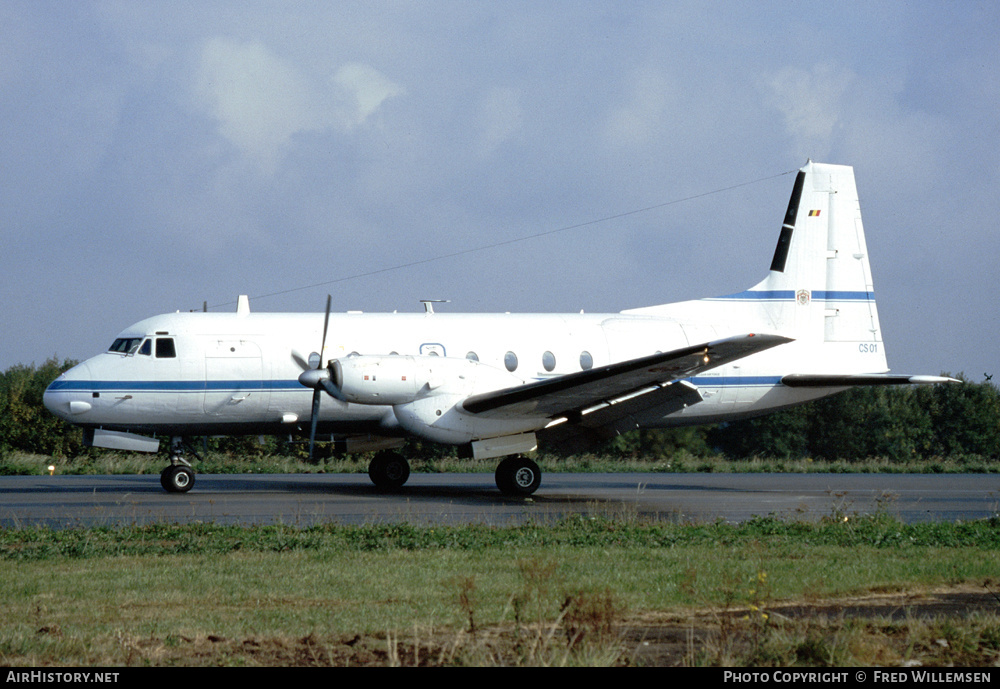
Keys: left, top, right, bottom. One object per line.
{"left": 368, "top": 451, "right": 410, "bottom": 490}
{"left": 160, "top": 464, "right": 195, "bottom": 493}
{"left": 495, "top": 456, "right": 541, "bottom": 496}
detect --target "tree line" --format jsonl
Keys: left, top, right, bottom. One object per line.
{"left": 2, "top": 358, "right": 998, "bottom": 461}
{"left": 602, "top": 374, "right": 1000, "bottom": 462}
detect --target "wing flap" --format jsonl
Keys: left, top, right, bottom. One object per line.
{"left": 462, "top": 333, "right": 792, "bottom": 419}
{"left": 538, "top": 379, "right": 704, "bottom": 453}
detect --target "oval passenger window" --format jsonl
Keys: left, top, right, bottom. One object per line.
{"left": 504, "top": 351, "right": 518, "bottom": 372}
{"left": 542, "top": 351, "right": 556, "bottom": 372}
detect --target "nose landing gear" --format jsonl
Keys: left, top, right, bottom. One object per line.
{"left": 160, "top": 437, "right": 198, "bottom": 493}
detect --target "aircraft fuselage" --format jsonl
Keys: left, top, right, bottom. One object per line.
{"left": 45, "top": 308, "right": 816, "bottom": 439}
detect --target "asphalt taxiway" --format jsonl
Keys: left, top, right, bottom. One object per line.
{"left": 1, "top": 472, "right": 997, "bottom": 528}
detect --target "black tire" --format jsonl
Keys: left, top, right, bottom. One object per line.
{"left": 160, "top": 465, "right": 195, "bottom": 493}
{"left": 368, "top": 451, "right": 410, "bottom": 490}
{"left": 495, "top": 456, "right": 541, "bottom": 496}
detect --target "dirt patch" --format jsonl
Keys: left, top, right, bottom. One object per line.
{"left": 111, "top": 586, "right": 1000, "bottom": 666}
{"left": 626, "top": 586, "right": 1000, "bottom": 666}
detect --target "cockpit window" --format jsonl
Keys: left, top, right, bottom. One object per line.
{"left": 138, "top": 339, "right": 152, "bottom": 356}
{"left": 109, "top": 337, "right": 143, "bottom": 354}
{"left": 155, "top": 338, "right": 176, "bottom": 358}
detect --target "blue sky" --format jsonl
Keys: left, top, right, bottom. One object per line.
{"left": 2, "top": 1, "right": 997, "bottom": 382}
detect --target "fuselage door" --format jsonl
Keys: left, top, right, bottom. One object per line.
{"left": 154, "top": 336, "right": 205, "bottom": 416}
{"left": 204, "top": 339, "right": 270, "bottom": 417}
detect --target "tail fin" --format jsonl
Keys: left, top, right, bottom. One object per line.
{"left": 736, "top": 161, "right": 887, "bottom": 373}
{"left": 627, "top": 161, "right": 888, "bottom": 374}
{"left": 627, "top": 161, "right": 956, "bottom": 385}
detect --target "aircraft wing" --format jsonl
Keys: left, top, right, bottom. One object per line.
{"left": 462, "top": 333, "right": 792, "bottom": 420}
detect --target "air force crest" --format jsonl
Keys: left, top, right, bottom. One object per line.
{"left": 796, "top": 289, "right": 811, "bottom": 306}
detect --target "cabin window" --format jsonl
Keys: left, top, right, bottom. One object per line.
{"left": 155, "top": 338, "right": 176, "bottom": 358}
{"left": 466, "top": 351, "right": 479, "bottom": 362}
{"left": 542, "top": 351, "right": 556, "bottom": 372}
{"left": 580, "top": 351, "right": 593, "bottom": 370}
{"left": 504, "top": 351, "right": 518, "bottom": 372}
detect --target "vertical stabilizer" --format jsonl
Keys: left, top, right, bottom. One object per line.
{"left": 624, "top": 161, "right": 889, "bottom": 375}
{"left": 747, "top": 160, "right": 886, "bottom": 372}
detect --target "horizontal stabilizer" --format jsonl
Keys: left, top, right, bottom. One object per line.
{"left": 782, "top": 374, "right": 960, "bottom": 388}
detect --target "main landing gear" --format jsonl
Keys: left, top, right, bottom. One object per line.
{"left": 368, "top": 450, "right": 411, "bottom": 490}
{"left": 364, "top": 450, "right": 542, "bottom": 496}
{"left": 494, "top": 456, "right": 542, "bottom": 497}
{"left": 160, "top": 437, "right": 197, "bottom": 493}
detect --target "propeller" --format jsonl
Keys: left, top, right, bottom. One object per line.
{"left": 293, "top": 295, "right": 346, "bottom": 460}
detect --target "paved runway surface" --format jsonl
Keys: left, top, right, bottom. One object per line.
{"left": 2, "top": 473, "right": 997, "bottom": 528}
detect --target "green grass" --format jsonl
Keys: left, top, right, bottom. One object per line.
{"left": 5, "top": 515, "right": 1000, "bottom": 559}
{"left": 2, "top": 516, "right": 999, "bottom": 665}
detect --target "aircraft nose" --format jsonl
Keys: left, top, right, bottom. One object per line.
{"left": 44, "top": 361, "right": 93, "bottom": 419}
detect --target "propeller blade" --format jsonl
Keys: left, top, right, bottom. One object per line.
{"left": 291, "top": 350, "right": 310, "bottom": 371}
{"left": 309, "top": 389, "right": 322, "bottom": 461}
{"left": 320, "top": 376, "right": 347, "bottom": 402}
{"left": 308, "top": 295, "right": 333, "bottom": 461}
{"left": 294, "top": 295, "right": 333, "bottom": 372}
{"left": 320, "top": 294, "right": 332, "bottom": 361}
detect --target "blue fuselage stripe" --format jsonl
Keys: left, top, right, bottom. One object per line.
{"left": 689, "top": 376, "right": 781, "bottom": 387}
{"left": 46, "top": 380, "right": 304, "bottom": 393}
{"left": 48, "top": 376, "right": 785, "bottom": 394}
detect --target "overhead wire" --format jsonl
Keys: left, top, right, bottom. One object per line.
{"left": 206, "top": 168, "right": 797, "bottom": 310}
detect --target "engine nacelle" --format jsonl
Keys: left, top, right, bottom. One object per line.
{"left": 392, "top": 393, "right": 550, "bottom": 445}
{"left": 331, "top": 356, "right": 421, "bottom": 405}
{"left": 330, "top": 355, "right": 547, "bottom": 445}
{"left": 330, "top": 355, "right": 517, "bottom": 406}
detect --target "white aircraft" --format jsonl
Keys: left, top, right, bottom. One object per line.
{"left": 44, "top": 161, "right": 954, "bottom": 495}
